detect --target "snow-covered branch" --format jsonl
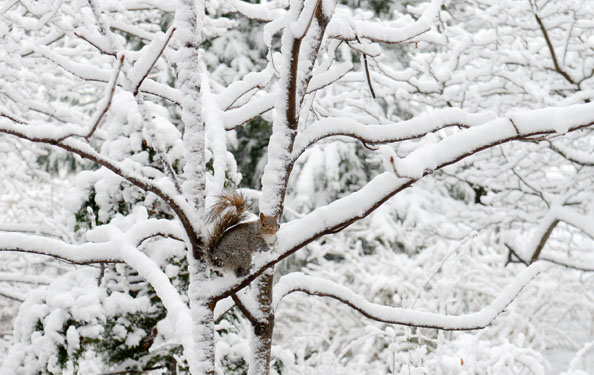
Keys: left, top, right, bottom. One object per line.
{"left": 221, "top": 61, "right": 352, "bottom": 130}
{"left": 291, "top": 109, "right": 495, "bottom": 159}
{"left": 0, "top": 232, "right": 122, "bottom": 264}
{"left": 84, "top": 54, "right": 125, "bottom": 139}
{"left": 327, "top": 0, "right": 441, "bottom": 44}
{"left": 35, "top": 45, "right": 182, "bottom": 104}
{"left": 274, "top": 263, "right": 547, "bottom": 330}
{"left": 128, "top": 26, "right": 177, "bottom": 96}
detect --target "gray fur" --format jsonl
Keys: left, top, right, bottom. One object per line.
{"left": 208, "top": 219, "right": 269, "bottom": 277}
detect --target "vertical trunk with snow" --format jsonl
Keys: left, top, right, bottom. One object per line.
{"left": 175, "top": 1, "right": 213, "bottom": 374}
{"left": 259, "top": 0, "right": 334, "bottom": 219}
{"left": 188, "top": 259, "right": 216, "bottom": 375}
{"left": 248, "top": 270, "right": 275, "bottom": 375}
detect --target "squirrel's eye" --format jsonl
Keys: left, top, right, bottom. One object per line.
{"left": 214, "top": 259, "right": 223, "bottom": 267}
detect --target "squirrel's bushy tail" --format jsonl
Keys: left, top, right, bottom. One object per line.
{"left": 206, "top": 190, "right": 251, "bottom": 252}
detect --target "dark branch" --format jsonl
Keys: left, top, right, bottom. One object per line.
{"left": 534, "top": 13, "right": 575, "bottom": 85}
{"left": 132, "top": 27, "right": 176, "bottom": 96}
{"left": 84, "top": 54, "right": 125, "bottom": 140}
{"left": 529, "top": 219, "right": 559, "bottom": 264}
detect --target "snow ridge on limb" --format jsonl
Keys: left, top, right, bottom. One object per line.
{"left": 229, "top": 0, "right": 285, "bottom": 22}
{"left": 35, "top": 45, "right": 182, "bottom": 104}
{"left": 327, "top": 0, "right": 442, "bottom": 44}
{"left": 0, "top": 217, "right": 183, "bottom": 266}
{"left": 221, "top": 62, "right": 351, "bottom": 130}
{"left": 273, "top": 262, "right": 548, "bottom": 330}
{"left": 0, "top": 232, "right": 123, "bottom": 264}
{"left": 291, "top": 109, "right": 496, "bottom": 159}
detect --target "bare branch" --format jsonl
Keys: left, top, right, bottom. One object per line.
{"left": 529, "top": 219, "right": 559, "bottom": 264}
{"left": 0, "top": 288, "right": 25, "bottom": 302}
{"left": 549, "top": 142, "right": 594, "bottom": 166}
{"left": 362, "top": 52, "right": 376, "bottom": 99}
{"left": 84, "top": 54, "right": 125, "bottom": 140}
{"left": 274, "top": 263, "right": 547, "bottom": 330}
{"left": 507, "top": 204, "right": 594, "bottom": 265}
{"left": 534, "top": 13, "right": 575, "bottom": 85}
{"left": 73, "top": 30, "right": 116, "bottom": 57}
{"left": 0, "top": 272, "right": 52, "bottom": 285}
{"left": 0, "top": 113, "right": 25, "bottom": 124}
{"left": 232, "top": 294, "right": 260, "bottom": 326}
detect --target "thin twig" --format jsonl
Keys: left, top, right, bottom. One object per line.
{"left": 84, "top": 54, "right": 125, "bottom": 140}
{"left": 534, "top": 13, "right": 575, "bottom": 85}
{"left": 132, "top": 26, "right": 176, "bottom": 96}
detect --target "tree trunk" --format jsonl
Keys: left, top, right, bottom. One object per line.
{"left": 190, "top": 301, "right": 216, "bottom": 375}
{"left": 188, "top": 259, "right": 216, "bottom": 375}
{"left": 248, "top": 269, "right": 275, "bottom": 375}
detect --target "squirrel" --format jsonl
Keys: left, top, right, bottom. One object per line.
{"left": 205, "top": 190, "right": 279, "bottom": 277}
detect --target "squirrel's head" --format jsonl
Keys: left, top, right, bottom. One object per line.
{"left": 259, "top": 213, "right": 279, "bottom": 244}
{"left": 259, "top": 213, "right": 279, "bottom": 235}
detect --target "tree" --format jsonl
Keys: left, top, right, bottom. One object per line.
{"left": 1, "top": 0, "right": 594, "bottom": 374}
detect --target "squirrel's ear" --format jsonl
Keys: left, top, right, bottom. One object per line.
{"left": 259, "top": 212, "right": 264, "bottom": 220}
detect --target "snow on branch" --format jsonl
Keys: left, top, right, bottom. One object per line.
{"left": 0, "top": 232, "right": 122, "bottom": 264}
{"left": 229, "top": 0, "right": 285, "bottom": 22}
{"left": 202, "top": 74, "right": 228, "bottom": 199}
{"left": 0, "top": 214, "right": 194, "bottom": 353}
{"left": 221, "top": 62, "right": 351, "bottom": 130}
{"left": 274, "top": 263, "right": 547, "bottom": 330}
{"left": 281, "top": 102, "right": 594, "bottom": 254}
{"left": 327, "top": 0, "right": 442, "bottom": 44}
{"left": 128, "top": 26, "right": 177, "bottom": 96}
{"left": 84, "top": 54, "right": 125, "bottom": 139}
{"left": 259, "top": 0, "right": 334, "bottom": 219}
{"left": 35, "top": 45, "right": 182, "bottom": 104}
{"left": 291, "top": 109, "right": 496, "bottom": 159}
{"left": 117, "top": 241, "right": 195, "bottom": 362}
{"left": 215, "top": 65, "right": 275, "bottom": 111}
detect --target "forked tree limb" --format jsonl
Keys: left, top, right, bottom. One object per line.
{"left": 215, "top": 104, "right": 594, "bottom": 300}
